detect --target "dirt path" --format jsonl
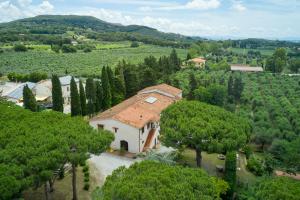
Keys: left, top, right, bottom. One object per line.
{"left": 275, "top": 170, "right": 300, "bottom": 181}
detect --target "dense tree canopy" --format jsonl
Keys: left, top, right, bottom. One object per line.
{"left": 96, "top": 161, "right": 228, "bottom": 200}
{"left": 0, "top": 102, "right": 114, "bottom": 200}
{"left": 240, "top": 177, "right": 300, "bottom": 200}
{"left": 160, "top": 101, "right": 250, "bottom": 167}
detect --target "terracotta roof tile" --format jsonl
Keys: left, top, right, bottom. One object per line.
{"left": 138, "top": 83, "right": 182, "bottom": 97}
{"left": 190, "top": 57, "right": 206, "bottom": 63}
{"left": 90, "top": 84, "right": 181, "bottom": 128}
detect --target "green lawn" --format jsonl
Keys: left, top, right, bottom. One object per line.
{"left": 23, "top": 162, "right": 101, "bottom": 200}
{"left": 0, "top": 44, "right": 187, "bottom": 76}
{"left": 178, "top": 148, "right": 256, "bottom": 184}
{"left": 230, "top": 47, "right": 275, "bottom": 56}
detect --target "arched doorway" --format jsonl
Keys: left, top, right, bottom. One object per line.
{"left": 120, "top": 140, "right": 128, "bottom": 151}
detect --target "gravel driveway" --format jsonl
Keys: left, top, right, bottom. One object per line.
{"left": 88, "top": 153, "right": 141, "bottom": 185}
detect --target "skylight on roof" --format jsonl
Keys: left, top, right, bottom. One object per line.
{"left": 145, "top": 96, "right": 157, "bottom": 104}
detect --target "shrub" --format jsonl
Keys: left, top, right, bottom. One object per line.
{"left": 61, "top": 44, "right": 77, "bottom": 53}
{"left": 243, "top": 145, "right": 252, "bottom": 159}
{"left": 0, "top": 49, "right": 4, "bottom": 53}
{"left": 84, "top": 176, "right": 90, "bottom": 182}
{"left": 51, "top": 45, "right": 61, "bottom": 53}
{"left": 83, "top": 183, "right": 90, "bottom": 191}
{"left": 84, "top": 171, "right": 90, "bottom": 178}
{"left": 247, "top": 156, "right": 264, "bottom": 176}
{"left": 14, "top": 44, "right": 27, "bottom": 52}
{"left": 58, "top": 167, "right": 65, "bottom": 180}
{"left": 82, "top": 165, "right": 89, "bottom": 173}
{"left": 131, "top": 41, "right": 139, "bottom": 48}
{"left": 83, "top": 47, "right": 92, "bottom": 53}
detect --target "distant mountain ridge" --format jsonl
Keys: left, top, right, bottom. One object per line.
{"left": 0, "top": 15, "right": 196, "bottom": 46}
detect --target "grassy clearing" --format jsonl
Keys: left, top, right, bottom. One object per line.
{"left": 95, "top": 41, "right": 131, "bottom": 49}
{"left": 23, "top": 163, "right": 101, "bottom": 200}
{"left": 0, "top": 44, "right": 187, "bottom": 76}
{"left": 178, "top": 148, "right": 256, "bottom": 184}
{"left": 230, "top": 47, "right": 274, "bottom": 56}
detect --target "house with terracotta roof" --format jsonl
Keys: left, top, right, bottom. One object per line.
{"left": 187, "top": 57, "right": 206, "bottom": 68}
{"left": 89, "top": 84, "right": 182, "bottom": 153}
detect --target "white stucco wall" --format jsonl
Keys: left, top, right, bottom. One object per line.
{"left": 61, "top": 83, "right": 80, "bottom": 105}
{"left": 90, "top": 119, "right": 160, "bottom": 153}
{"left": 90, "top": 119, "right": 141, "bottom": 153}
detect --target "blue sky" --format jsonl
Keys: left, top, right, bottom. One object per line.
{"left": 1, "top": 0, "right": 300, "bottom": 39}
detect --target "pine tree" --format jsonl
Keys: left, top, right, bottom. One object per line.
{"left": 23, "top": 84, "right": 38, "bottom": 112}
{"left": 79, "top": 80, "right": 87, "bottom": 116}
{"left": 101, "top": 67, "right": 112, "bottom": 109}
{"left": 95, "top": 81, "right": 103, "bottom": 112}
{"left": 85, "top": 78, "right": 96, "bottom": 115}
{"left": 51, "top": 75, "right": 63, "bottom": 112}
{"left": 187, "top": 73, "right": 197, "bottom": 100}
{"left": 70, "top": 77, "right": 81, "bottom": 116}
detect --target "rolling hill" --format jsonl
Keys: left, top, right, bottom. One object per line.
{"left": 0, "top": 15, "right": 196, "bottom": 47}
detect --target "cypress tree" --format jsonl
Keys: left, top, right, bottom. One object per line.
{"left": 233, "top": 75, "right": 244, "bottom": 102}
{"left": 52, "top": 75, "right": 63, "bottom": 112}
{"left": 227, "top": 75, "right": 234, "bottom": 103}
{"left": 187, "top": 73, "right": 197, "bottom": 100}
{"left": 113, "top": 76, "right": 125, "bottom": 105}
{"left": 169, "top": 49, "right": 181, "bottom": 72}
{"left": 95, "top": 81, "right": 103, "bottom": 112}
{"left": 79, "top": 80, "right": 87, "bottom": 116}
{"left": 70, "top": 77, "right": 81, "bottom": 116}
{"left": 115, "top": 62, "right": 126, "bottom": 97}
{"left": 106, "top": 66, "right": 116, "bottom": 105}
{"left": 85, "top": 78, "right": 96, "bottom": 115}
{"left": 123, "top": 65, "right": 139, "bottom": 98}
{"left": 23, "top": 84, "right": 38, "bottom": 112}
{"left": 87, "top": 99, "right": 94, "bottom": 117}
{"left": 101, "top": 66, "right": 112, "bottom": 109}
{"left": 186, "top": 52, "right": 192, "bottom": 61}
{"left": 140, "top": 67, "right": 156, "bottom": 89}
{"left": 224, "top": 151, "right": 237, "bottom": 199}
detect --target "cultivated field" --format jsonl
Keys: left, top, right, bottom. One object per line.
{"left": 0, "top": 43, "right": 187, "bottom": 76}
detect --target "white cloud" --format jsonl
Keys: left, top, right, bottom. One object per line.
{"left": 160, "top": 0, "right": 221, "bottom": 10}
{"left": 139, "top": 6, "right": 153, "bottom": 12}
{"left": 185, "top": 0, "right": 221, "bottom": 10}
{"left": 231, "top": 1, "right": 246, "bottom": 12}
{"left": 73, "top": 8, "right": 135, "bottom": 25}
{"left": 0, "top": 0, "right": 54, "bottom": 22}
{"left": 18, "top": 0, "right": 32, "bottom": 7}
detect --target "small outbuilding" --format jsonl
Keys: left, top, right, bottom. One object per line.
{"left": 187, "top": 57, "right": 206, "bottom": 68}
{"left": 231, "top": 64, "right": 263, "bottom": 72}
